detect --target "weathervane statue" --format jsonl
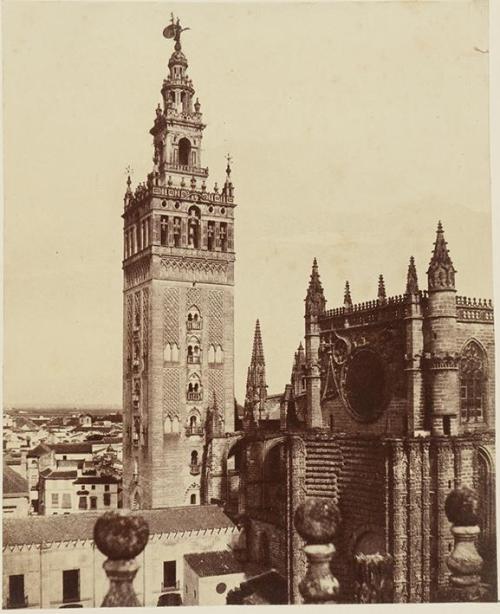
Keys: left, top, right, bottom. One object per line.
{"left": 163, "top": 13, "right": 190, "bottom": 50}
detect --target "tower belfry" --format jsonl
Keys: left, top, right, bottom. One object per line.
{"left": 122, "top": 17, "right": 236, "bottom": 509}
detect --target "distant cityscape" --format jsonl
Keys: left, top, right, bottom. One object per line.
{"left": 3, "top": 407, "right": 123, "bottom": 517}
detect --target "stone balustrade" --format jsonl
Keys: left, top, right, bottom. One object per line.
{"left": 293, "top": 498, "right": 341, "bottom": 603}
{"left": 94, "top": 511, "right": 149, "bottom": 607}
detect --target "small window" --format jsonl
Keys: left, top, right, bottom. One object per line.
{"left": 62, "top": 493, "right": 71, "bottom": 509}
{"left": 103, "top": 493, "right": 111, "bottom": 507}
{"left": 104, "top": 484, "right": 110, "bottom": 492}
{"left": 216, "top": 582, "right": 227, "bottom": 595}
{"left": 190, "top": 493, "right": 196, "bottom": 505}
{"left": 62, "top": 569, "right": 80, "bottom": 603}
{"left": 90, "top": 497, "right": 97, "bottom": 510}
{"left": 163, "top": 561, "right": 177, "bottom": 589}
{"left": 51, "top": 493, "right": 59, "bottom": 507}
{"left": 78, "top": 497, "right": 87, "bottom": 510}
{"left": 443, "top": 416, "right": 451, "bottom": 436}
{"left": 91, "top": 485, "right": 96, "bottom": 490}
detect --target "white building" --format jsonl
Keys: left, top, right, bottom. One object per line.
{"left": 2, "top": 506, "right": 247, "bottom": 608}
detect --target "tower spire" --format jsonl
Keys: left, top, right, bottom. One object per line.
{"left": 344, "top": 281, "right": 353, "bottom": 310}
{"left": 377, "top": 274, "right": 386, "bottom": 303}
{"left": 305, "top": 258, "right": 326, "bottom": 316}
{"left": 427, "top": 221, "right": 456, "bottom": 290}
{"left": 406, "top": 256, "right": 419, "bottom": 295}
{"left": 244, "top": 319, "right": 268, "bottom": 429}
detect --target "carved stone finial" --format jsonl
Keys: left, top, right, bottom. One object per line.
{"left": 305, "top": 259, "right": 326, "bottom": 317}
{"left": 294, "top": 498, "right": 341, "bottom": 603}
{"left": 406, "top": 256, "right": 419, "bottom": 295}
{"left": 442, "top": 487, "right": 488, "bottom": 602}
{"left": 94, "top": 512, "right": 149, "bottom": 607}
{"left": 344, "top": 281, "right": 353, "bottom": 310}
{"left": 377, "top": 274, "right": 386, "bottom": 303}
{"left": 427, "top": 220, "right": 456, "bottom": 291}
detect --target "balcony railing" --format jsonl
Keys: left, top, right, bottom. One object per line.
{"left": 6, "top": 596, "right": 28, "bottom": 609}
{"left": 186, "top": 426, "right": 204, "bottom": 436}
{"left": 186, "top": 320, "right": 202, "bottom": 331}
{"left": 190, "top": 463, "right": 201, "bottom": 475}
{"left": 161, "top": 581, "right": 180, "bottom": 593}
{"left": 186, "top": 392, "right": 202, "bottom": 402}
{"left": 165, "top": 163, "right": 208, "bottom": 177}
{"left": 187, "top": 355, "right": 201, "bottom": 364}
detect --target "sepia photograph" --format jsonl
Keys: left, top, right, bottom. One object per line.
{"left": 2, "top": 0, "right": 498, "bottom": 607}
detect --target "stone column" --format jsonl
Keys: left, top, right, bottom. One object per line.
{"left": 94, "top": 511, "right": 149, "bottom": 607}
{"left": 391, "top": 441, "right": 408, "bottom": 602}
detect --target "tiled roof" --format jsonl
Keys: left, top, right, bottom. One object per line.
{"left": 74, "top": 476, "right": 120, "bottom": 485}
{"left": 27, "top": 443, "right": 53, "bottom": 458}
{"left": 3, "top": 465, "right": 29, "bottom": 496}
{"left": 50, "top": 443, "right": 92, "bottom": 454}
{"left": 184, "top": 550, "right": 244, "bottom": 577}
{"left": 43, "top": 470, "right": 78, "bottom": 480}
{"left": 3, "top": 505, "right": 235, "bottom": 546}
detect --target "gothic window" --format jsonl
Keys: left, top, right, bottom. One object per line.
{"left": 160, "top": 215, "right": 168, "bottom": 246}
{"left": 178, "top": 138, "right": 191, "bottom": 166}
{"left": 460, "top": 340, "right": 486, "bottom": 422}
{"left": 190, "top": 415, "right": 197, "bottom": 428}
{"left": 191, "top": 450, "right": 198, "bottom": 465}
{"left": 344, "top": 349, "right": 389, "bottom": 423}
{"left": 187, "top": 374, "right": 202, "bottom": 401}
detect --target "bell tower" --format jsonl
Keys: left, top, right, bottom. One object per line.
{"left": 122, "top": 17, "right": 236, "bottom": 509}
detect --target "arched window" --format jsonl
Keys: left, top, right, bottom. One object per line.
{"left": 460, "top": 340, "right": 486, "bottom": 422}
{"left": 172, "top": 416, "right": 180, "bottom": 433}
{"left": 190, "top": 415, "right": 197, "bottom": 428}
{"left": 191, "top": 450, "right": 198, "bottom": 465}
{"left": 187, "top": 374, "right": 202, "bottom": 400}
{"left": 178, "top": 138, "right": 191, "bottom": 166}
{"left": 190, "top": 493, "right": 196, "bottom": 505}
{"left": 187, "top": 206, "right": 201, "bottom": 249}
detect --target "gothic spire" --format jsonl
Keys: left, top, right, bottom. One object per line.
{"left": 305, "top": 258, "right": 326, "bottom": 316}
{"left": 250, "top": 319, "right": 265, "bottom": 366}
{"left": 427, "top": 221, "right": 456, "bottom": 290}
{"left": 406, "top": 256, "right": 419, "bottom": 295}
{"left": 377, "top": 274, "right": 386, "bottom": 303}
{"left": 344, "top": 281, "right": 353, "bottom": 310}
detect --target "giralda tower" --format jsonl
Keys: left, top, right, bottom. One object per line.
{"left": 122, "top": 18, "right": 236, "bottom": 509}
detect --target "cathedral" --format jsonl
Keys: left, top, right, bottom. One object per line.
{"left": 121, "top": 19, "right": 496, "bottom": 603}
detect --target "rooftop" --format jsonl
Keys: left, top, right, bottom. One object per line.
{"left": 3, "top": 505, "right": 236, "bottom": 546}
{"left": 184, "top": 550, "right": 244, "bottom": 577}
{"left": 50, "top": 443, "right": 93, "bottom": 454}
{"left": 3, "top": 465, "right": 29, "bottom": 497}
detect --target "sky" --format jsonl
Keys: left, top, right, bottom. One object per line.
{"left": 3, "top": 0, "right": 494, "bottom": 407}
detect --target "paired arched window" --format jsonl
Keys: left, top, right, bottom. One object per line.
{"left": 164, "top": 416, "right": 180, "bottom": 434}
{"left": 187, "top": 306, "right": 202, "bottom": 330}
{"left": 164, "top": 343, "right": 179, "bottom": 363}
{"left": 460, "top": 340, "right": 486, "bottom": 422}
{"left": 187, "top": 336, "right": 201, "bottom": 363}
{"left": 208, "top": 344, "right": 224, "bottom": 364}
{"left": 187, "top": 374, "right": 203, "bottom": 400}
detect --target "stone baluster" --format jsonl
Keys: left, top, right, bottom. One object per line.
{"left": 293, "top": 498, "right": 341, "bottom": 603}
{"left": 94, "top": 511, "right": 149, "bottom": 607}
{"left": 442, "top": 486, "right": 489, "bottom": 602}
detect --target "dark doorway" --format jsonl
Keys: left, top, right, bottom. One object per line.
{"left": 62, "top": 569, "right": 80, "bottom": 603}
{"left": 8, "top": 574, "right": 25, "bottom": 608}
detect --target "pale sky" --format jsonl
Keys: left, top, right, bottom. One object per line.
{"left": 3, "top": 1, "right": 493, "bottom": 407}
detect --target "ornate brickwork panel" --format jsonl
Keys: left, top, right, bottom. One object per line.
{"left": 392, "top": 442, "right": 408, "bottom": 602}
{"left": 163, "top": 367, "right": 181, "bottom": 420}
{"left": 407, "top": 442, "right": 423, "bottom": 602}
{"left": 134, "top": 291, "right": 141, "bottom": 329}
{"left": 208, "top": 369, "right": 225, "bottom": 420}
{"left": 208, "top": 290, "right": 224, "bottom": 345}
{"left": 126, "top": 294, "right": 133, "bottom": 369}
{"left": 124, "top": 257, "right": 150, "bottom": 290}
{"left": 142, "top": 288, "right": 149, "bottom": 360}
{"left": 186, "top": 287, "right": 203, "bottom": 313}
{"left": 160, "top": 257, "right": 228, "bottom": 284}
{"left": 163, "top": 288, "right": 180, "bottom": 345}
